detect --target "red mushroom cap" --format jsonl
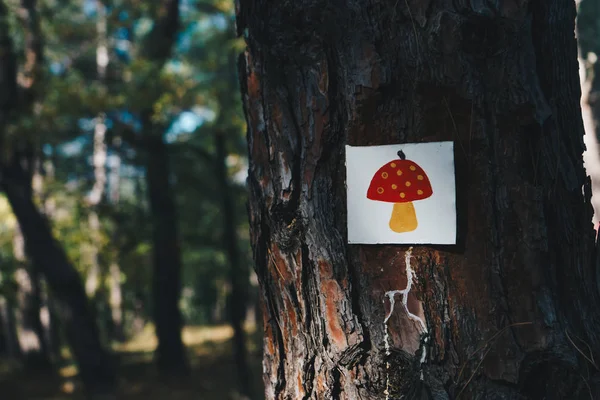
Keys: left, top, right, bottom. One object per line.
{"left": 367, "top": 158, "right": 433, "bottom": 203}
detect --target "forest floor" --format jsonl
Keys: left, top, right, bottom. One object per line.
{"left": 0, "top": 324, "right": 264, "bottom": 400}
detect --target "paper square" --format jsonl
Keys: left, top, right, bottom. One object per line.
{"left": 346, "top": 142, "right": 456, "bottom": 244}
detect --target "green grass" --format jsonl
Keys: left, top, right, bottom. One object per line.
{"left": 0, "top": 324, "right": 264, "bottom": 400}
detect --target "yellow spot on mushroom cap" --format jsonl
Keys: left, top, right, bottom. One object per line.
{"left": 417, "top": 175, "right": 424, "bottom": 180}
{"left": 377, "top": 187, "right": 384, "bottom": 194}
{"left": 417, "top": 189, "right": 423, "bottom": 195}
{"left": 390, "top": 163, "right": 396, "bottom": 168}
{"left": 396, "top": 170, "right": 403, "bottom": 176}
{"left": 405, "top": 181, "right": 411, "bottom": 187}
{"left": 391, "top": 184, "right": 397, "bottom": 189}
{"left": 400, "top": 192, "right": 406, "bottom": 198}
{"left": 409, "top": 165, "right": 416, "bottom": 171}
{"left": 382, "top": 172, "right": 388, "bottom": 179}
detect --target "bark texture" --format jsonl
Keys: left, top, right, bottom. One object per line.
{"left": 238, "top": 0, "right": 600, "bottom": 398}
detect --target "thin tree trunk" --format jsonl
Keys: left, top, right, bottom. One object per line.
{"left": 12, "top": 157, "right": 52, "bottom": 370}
{"left": 85, "top": 0, "right": 110, "bottom": 345}
{"left": 0, "top": 295, "right": 21, "bottom": 359}
{"left": 107, "top": 262, "right": 124, "bottom": 342}
{"left": 238, "top": 0, "right": 600, "bottom": 398}
{"left": 144, "top": 135, "right": 188, "bottom": 374}
{"left": 14, "top": 260, "right": 52, "bottom": 370}
{"left": 215, "top": 130, "right": 253, "bottom": 398}
{"left": 38, "top": 154, "right": 62, "bottom": 360}
{"left": 107, "top": 142, "right": 125, "bottom": 342}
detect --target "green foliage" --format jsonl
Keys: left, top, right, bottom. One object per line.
{"left": 0, "top": 195, "right": 17, "bottom": 300}
{"left": 0, "top": 0, "right": 254, "bottom": 335}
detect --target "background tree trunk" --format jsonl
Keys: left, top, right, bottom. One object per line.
{"left": 238, "top": 0, "right": 600, "bottom": 398}
{"left": 0, "top": 295, "right": 21, "bottom": 359}
{"left": 134, "top": 0, "right": 189, "bottom": 375}
{"left": 107, "top": 149, "right": 125, "bottom": 342}
{"left": 84, "top": 0, "right": 110, "bottom": 346}
{"left": 13, "top": 221, "right": 52, "bottom": 371}
{"left": 144, "top": 134, "right": 189, "bottom": 374}
{"left": 215, "top": 129, "right": 253, "bottom": 398}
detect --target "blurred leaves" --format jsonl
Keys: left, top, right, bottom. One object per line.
{"left": 0, "top": 0, "right": 252, "bottom": 332}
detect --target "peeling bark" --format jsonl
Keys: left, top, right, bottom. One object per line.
{"left": 238, "top": 0, "right": 600, "bottom": 398}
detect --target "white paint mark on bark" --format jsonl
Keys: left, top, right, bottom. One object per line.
{"left": 383, "top": 247, "right": 429, "bottom": 393}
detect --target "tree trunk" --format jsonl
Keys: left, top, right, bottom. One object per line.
{"left": 107, "top": 147, "right": 124, "bottom": 342}
{"left": 38, "top": 155, "right": 63, "bottom": 360}
{"left": 84, "top": 0, "right": 110, "bottom": 344}
{"left": 215, "top": 130, "right": 253, "bottom": 397}
{"left": 0, "top": 295, "right": 21, "bottom": 359}
{"left": 13, "top": 221, "right": 52, "bottom": 371}
{"left": 1, "top": 151, "right": 116, "bottom": 396}
{"left": 578, "top": 0, "right": 600, "bottom": 226}
{"left": 144, "top": 135, "right": 189, "bottom": 374}
{"left": 238, "top": 0, "right": 600, "bottom": 398}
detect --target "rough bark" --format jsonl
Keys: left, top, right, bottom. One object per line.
{"left": 238, "top": 0, "right": 600, "bottom": 398}
{"left": 215, "top": 129, "right": 253, "bottom": 397}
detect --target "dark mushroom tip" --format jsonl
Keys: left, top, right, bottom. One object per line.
{"left": 397, "top": 150, "right": 405, "bottom": 160}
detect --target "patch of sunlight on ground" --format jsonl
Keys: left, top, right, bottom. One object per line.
{"left": 113, "top": 324, "right": 235, "bottom": 354}
{"left": 58, "top": 364, "right": 78, "bottom": 378}
{"left": 0, "top": 323, "right": 264, "bottom": 400}
{"left": 61, "top": 380, "right": 75, "bottom": 394}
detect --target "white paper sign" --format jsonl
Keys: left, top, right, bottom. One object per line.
{"left": 346, "top": 142, "right": 456, "bottom": 244}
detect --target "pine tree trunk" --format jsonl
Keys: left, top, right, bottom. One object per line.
{"left": 144, "top": 134, "right": 189, "bottom": 374}
{"left": 238, "top": 0, "right": 600, "bottom": 398}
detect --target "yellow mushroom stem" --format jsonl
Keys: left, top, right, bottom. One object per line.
{"left": 389, "top": 202, "right": 418, "bottom": 233}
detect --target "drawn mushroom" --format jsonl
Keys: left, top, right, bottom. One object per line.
{"left": 367, "top": 150, "right": 433, "bottom": 233}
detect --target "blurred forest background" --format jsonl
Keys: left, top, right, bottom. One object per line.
{"left": 0, "top": 0, "right": 598, "bottom": 400}
{"left": 0, "top": 0, "right": 260, "bottom": 399}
